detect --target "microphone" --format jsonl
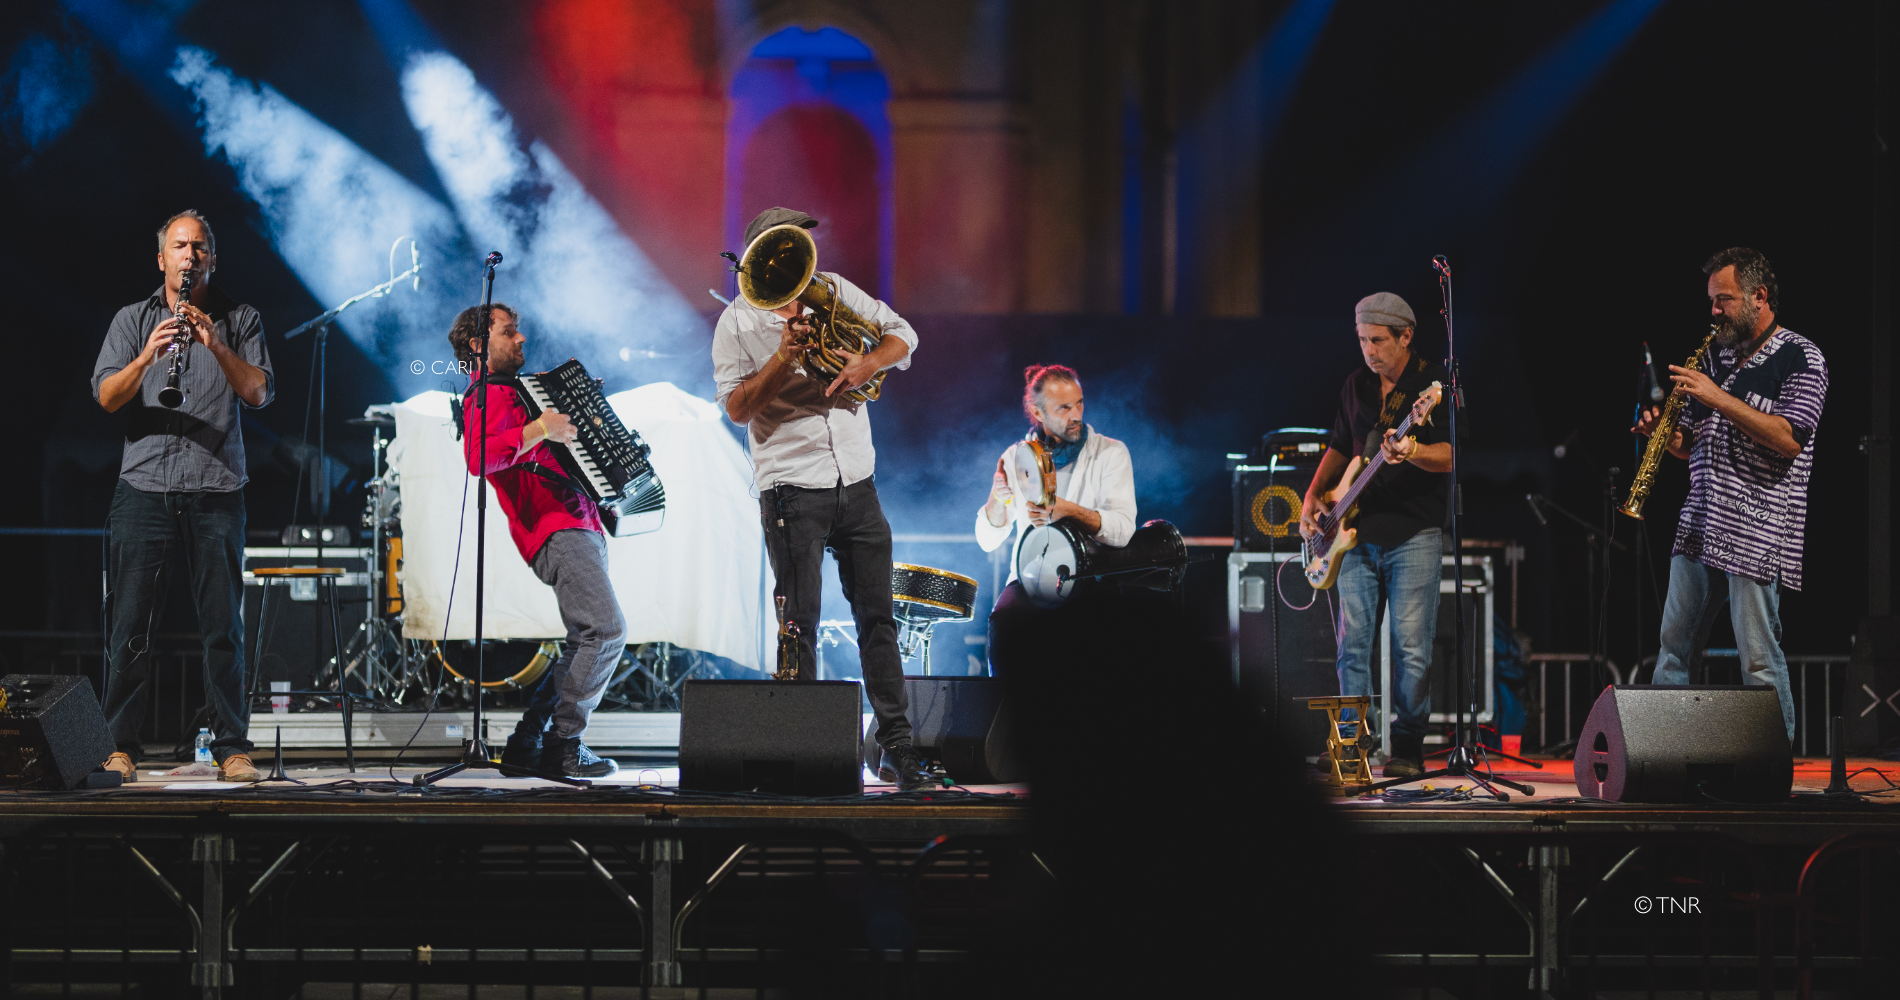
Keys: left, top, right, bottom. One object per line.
{"left": 1431, "top": 254, "right": 1451, "bottom": 276}
{"left": 1525, "top": 494, "right": 1549, "bottom": 526}
{"left": 411, "top": 240, "right": 422, "bottom": 292}
{"left": 1643, "top": 341, "right": 1664, "bottom": 403}
{"left": 485, "top": 251, "right": 503, "bottom": 268}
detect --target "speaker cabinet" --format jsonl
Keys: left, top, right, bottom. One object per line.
{"left": 1229, "top": 552, "right": 1338, "bottom": 751}
{"left": 0, "top": 675, "right": 117, "bottom": 790}
{"left": 680, "top": 680, "right": 863, "bottom": 795}
{"left": 857, "top": 677, "right": 1021, "bottom": 784}
{"left": 1574, "top": 685, "right": 1792, "bottom": 802}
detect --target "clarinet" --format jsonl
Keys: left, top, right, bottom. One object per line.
{"left": 158, "top": 271, "right": 192, "bottom": 409}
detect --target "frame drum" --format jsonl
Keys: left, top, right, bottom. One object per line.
{"left": 1016, "top": 518, "right": 1189, "bottom": 608}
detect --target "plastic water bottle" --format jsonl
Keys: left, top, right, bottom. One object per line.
{"left": 194, "top": 728, "right": 214, "bottom": 764}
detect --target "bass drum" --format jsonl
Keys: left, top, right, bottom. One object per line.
{"left": 1016, "top": 519, "right": 1189, "bottom": 609}
{"left": 429, "top": 640, "right": 560, "bottom": 691}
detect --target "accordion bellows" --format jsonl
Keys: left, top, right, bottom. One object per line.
{"left": 515, "top": 359, "right": 666, "bottom": 536}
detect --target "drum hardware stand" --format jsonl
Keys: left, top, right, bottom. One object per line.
{"left": 416, "top": 252, "right": 586, "bottom": 788}
{"left": 1365, "top": 257, "right": 1535, "bottom": 799}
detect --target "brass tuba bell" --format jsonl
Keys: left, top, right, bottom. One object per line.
{"left": 727, "top": 224, "right": 888, "bottom": 404}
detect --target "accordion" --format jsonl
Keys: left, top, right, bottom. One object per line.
{"left": 512, "top": 358, "right": 666, "bottom": 537}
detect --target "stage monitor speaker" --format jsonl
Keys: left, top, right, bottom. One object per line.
{"left": 0, "top": 675, "right": 117, "bottom": 790}
{"left": 680, "top": 680, "right": 863, "bottom": 795}
{"left": 857, "top": 677, "right": 1021, "bottom": 784}
{"left": 1574, "top": 685, "right": 1792, "bottom": 803}
{"left": 1229, "top": 552, "right": 1338, "bottom": 751}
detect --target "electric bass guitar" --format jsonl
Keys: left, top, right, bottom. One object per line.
{"left": 1301, "top": 381, "right": 1443, "bottom": 590}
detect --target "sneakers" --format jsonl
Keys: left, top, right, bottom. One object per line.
{"left": 218, "top": 754, "right": 262, "bottom": 782}
{"left": 101, "top": 752, "right": 138, "bottom": 783}
{"left": 544, "top": 736, "right": 618, "bottom": 779}
{"left": 878, "top": 741, "right": 937, "bottom": 791}
{"left": 498, "top": 731, "right": 543, "bottom": 770}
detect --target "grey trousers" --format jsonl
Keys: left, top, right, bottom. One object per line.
{"left": 518, "top": 529, "right": 627, "bottom": 740}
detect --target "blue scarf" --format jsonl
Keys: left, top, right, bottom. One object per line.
{"left": 1035, "top": 424, "right": 1089, "bottom": 469}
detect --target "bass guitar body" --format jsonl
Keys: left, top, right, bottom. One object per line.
{"left": 1302, "top": 514, "right": 1359, "bottom": 591}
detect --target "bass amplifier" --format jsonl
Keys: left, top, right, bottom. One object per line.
{"left": 1230, "top": 551, "right": 1492, "bottom": 756}
{"left": 1228, "top": 551, "right": 1338, "bottom": 751}
{"left": 1232, "top": 428, "right": 1328, "bottom": 553}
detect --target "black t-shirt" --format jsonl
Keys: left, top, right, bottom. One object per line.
{"left": 1326, "top": 353, "right": 1450, "bottom": 548}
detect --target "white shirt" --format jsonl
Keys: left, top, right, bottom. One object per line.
{"left": 712, "top": 272, "right": 918, "bottom": 491}
{"left": 974, "top": 426, "right": 1138, "bottom": 585}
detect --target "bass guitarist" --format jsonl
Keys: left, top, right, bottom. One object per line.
{"left": 1299, "top": 292, "right": 1450, "bottom": 779}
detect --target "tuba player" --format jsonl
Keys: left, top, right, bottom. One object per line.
{"left": 712, "top": 206, "right": 938, "bottom": 790}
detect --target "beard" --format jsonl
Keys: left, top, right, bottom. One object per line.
{"left": 1715, "top": 299, "right": 1759, "bottom": 347}
{"left": 490, "top": 346, "right": 525, "bottom": 375}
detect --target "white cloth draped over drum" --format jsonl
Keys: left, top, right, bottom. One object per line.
{"left": 388, "top": 382, "right": 773, "bottom": 673}
{"left": 973, "top": 424, "right": 1138, "bottom": 586}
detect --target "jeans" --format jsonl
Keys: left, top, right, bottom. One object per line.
{"left": 100, "top": 482, "right": 251, "bottom": 764}
{"left": 1334, "top": 529, "right": 1441, "bottom": 748}
{"left": 516, "top": 529, "right": 627, "bottom": 741}
{"left": 760, "top": 477, "right": 911, "bottom": 747}
{"left": 1649, "top": 554, "right": 1795, "bottom": 743}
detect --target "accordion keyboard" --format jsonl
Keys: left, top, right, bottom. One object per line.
{"left": 515, "top": 359, "right": 666, "bottom": 534}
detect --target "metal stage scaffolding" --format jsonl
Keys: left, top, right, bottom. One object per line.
{"left": 0, "top": 786, "right": 1035, "bottom": 996}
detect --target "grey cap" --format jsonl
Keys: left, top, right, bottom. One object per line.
{"left": 743, "top": 207, "right": 818, "bottom": 250}
{"left": 1355, "top": 291, "right": 1416, "bottom": 329}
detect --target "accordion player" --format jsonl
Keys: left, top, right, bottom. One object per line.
{"left": 511, "top": 358, "right": 666, "bottom": 537}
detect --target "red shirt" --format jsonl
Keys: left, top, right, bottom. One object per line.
{"left": 462, "top": 374, "right": 603, "bottom": 562}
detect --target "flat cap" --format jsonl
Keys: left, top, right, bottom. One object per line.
{"left": 743, "top": 207, "right": 818, "bottom": 250}
{"left": 1355, "top": 291, "right": 1416, "bottom": 329}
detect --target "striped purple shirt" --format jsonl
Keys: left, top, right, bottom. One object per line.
{"left": 1673, "top": 327, "right": 1827, "bottom": 590}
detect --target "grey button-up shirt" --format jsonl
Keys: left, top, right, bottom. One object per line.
{"left": 91, "top": 285, "right": 275, "bottom": 493}
{"left": 711, "top": 272, "right": 916, "bottom": 491}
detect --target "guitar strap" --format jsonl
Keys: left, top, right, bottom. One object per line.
{"left": 1366, "top": 356, "right": 1428, "bottom": 455}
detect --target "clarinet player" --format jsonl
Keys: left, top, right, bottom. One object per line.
{"left": 92, "top": 211, "right": 274, "bottom": 783}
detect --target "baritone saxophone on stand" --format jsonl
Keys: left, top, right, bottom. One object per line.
{"left": 1619, "top": 325, "right": 1718, "bottom": 519}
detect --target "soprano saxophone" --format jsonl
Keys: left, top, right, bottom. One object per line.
{"left": 1619, "top": 325, "right": 1717, "bottom": 519}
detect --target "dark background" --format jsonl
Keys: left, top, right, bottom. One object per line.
{"left": 1, "top": 1, "right": 1891, "bottom": 685}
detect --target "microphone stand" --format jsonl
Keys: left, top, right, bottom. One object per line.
{"left": 278, "top": 241, "right": 423, "bottom": 692}
{"left": 415, "top": 253, "right": 585, "bottom": 787}
{"left": 1364, "top": 256, "right": 1536, "bottom": 798}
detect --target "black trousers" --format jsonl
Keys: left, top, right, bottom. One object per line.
{"left": 100, "top": 481, "right": 252, "bottom": 764}
{"left": 760, "top": 477, "right": 911, "bottom": 747}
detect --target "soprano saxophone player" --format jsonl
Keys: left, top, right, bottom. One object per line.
{"left": 1634, "top": 248, "right": 1826, "bottom": 743}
